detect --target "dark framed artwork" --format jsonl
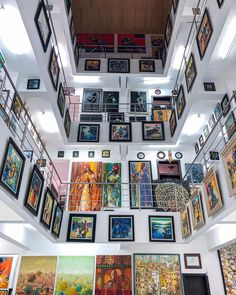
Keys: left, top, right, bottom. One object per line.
{"left": 190, "top": 189, "right": 205, "bottom": 230}
{"left": 209, "top": 151, "right": 219, "bottom": 160}
{"left": 82, "top": 88, "right": 102, "bottom": 112}
{"left": 67, "top": 213, "right": 97, "bottom": 242}
{"left": 48, "top": 47, "right": 60, "bottom": 91}
{"left": 199, "top": 135, "right": 204, "bottom": 147}
{"left": 195, "top": 142, "right": 199, "bottom": 154}
{"left": 34, "top": 1, "right": 52, "bottom": 52}
{"left": 72, "top": 151, "right": 79, "bottom": 158}
{"left": 184, "top": 254, "right": 202, "bottom": 269}
{"left": 11, "top": 93, "right": 22, "bottom": 120}
{"left": 27, "top": 79, "right": 40, "bottom": 90}
{"left": 149, "top": 216, "right": 175, "bottom": 242}
{"left": 108, "top": 112, "right": 124, "bottom": 123}
{"left": 142, "top": 121, "right": 165, "bottom": 141}
{"left": 109, "top": 215, "right": 134, "bottom": 241}
{"left": 209, "top": 114, "right": 216, "bottom": 129}
{"left": 85, "top": 59, "right": 101, "bottom": 71}
{"left": 80, "top": 114, "right": 103, "bottom": 122}
{"left": 203, "top": 82, "right": 216, "bottom": 91}
{"left": 130, "top": 91, "right": 147, "bottom": 112}
{"left": 77, "top": 124, "right": 100, "bottom": 142}
{"left": 57, "top": 83, "right": 65, "bottom": 117}
{"left": 185, "top": 163, "right": 204, "bottom": 184}
{"left": 24, "top": 164, "right": 44, "bottom": 216}
{"left": 217, "top": 0, "right": 225, "bottom": 8}
{"left": 70, "top": 18, "right": 76, "bottom": 45}
{"left": 88, "top": 151, "right": 95, "bottom": 158}
{"left": 40, "top": 188, "right": 55, "bottom": 229}
{"left": 139, "top": 60, "right": 155, "bottom": 72}
{"left": 185, "top": 53, "right": 197, "bottom": 92}
{"left": 57, "top": 151, "right": 64, "bottom": 158}
{"left": 51, "top": 202, "right": 63, "bottom": 238}
{"left": 129, "top": 116, "right": 146, "bottom": 122}
{"left": 109, "top": 123, "right": 132, "bottom": 142}
{"left": 65, "top": 0, "right": 71, "bottom": 14}
{"left": 221, "top": 94, "right": 230, "bottom": 117}
{"left": 102, "top": 150, "right": 110, "bottom": 158}
{"left": 157, "top": 151, "right": 166, "bottom": 159}
{"left": 64, "top": 108, "right": 71, "bottom": 138}
{"left": 165, "top": 15, "right": 172, "bottom": 47}
{"left": 225, "top": 112, "right": 236, "bottom": 140}
{"left": 137, "top": 152, "right": 145, "bottom": 160}
{"left": 36, "top": 158, "right": 46, "bottom": 168}
{"left": 23, "top": 150, "right": 33, "bottom": 162}
{"left": 176, "top": 85, "right": 186, "bottom": 119}
{"left": 172, "top": 0, "right": 179, "bottom": 13}
{"left": 108, "top": 58, "right": 130, "bottom": 73}
{"left": 0, "top": 137, "right": 25, "bottom": 198}
{"left": 169, "top": 109, "right": 177, "bottom": 137}
{"left": 103, "top": 91, "right": 119, "bottom": 112}
{"left": 161, "top": 44, "right": 167, "bottom": 68}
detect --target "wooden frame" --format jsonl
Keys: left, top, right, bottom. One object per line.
{"left": 180, "top": 206, "right": 191, "bottom": 239}
{"left": 142, "top": 121, "right": 165, "bottom": 141}
{"left": 51, "top": 202, "right": 63, "bottom": 238}
{"left": 176, "top": 85, "right": 186, "bottom": 120}
{"left": 40, "top": 187, "right": 54, "bottom": 229}
{"left": 48, "top": 47, "right": 60, "bottom": 91}
{"left": 184, "top": 253, "right": 202, "bottom": 269}
{"left": 108, "top": 215, "right": 135, "bottom": 241}
{"left": 108, "top": 58, "right": 130, "bottom": 73}
{"left": 189, "top": 189, "right": 205, "bottom": 230}
{"left": 109, "top": 122, "right": 132, "bottom": 142}
{"left": 185, "top": 53, "right": 197, "bottom": 92}
{"left": 77, "top": 124, "right": 100, "bottom": 142}
{"left": 149, "top": 215, "right": 175, "bottom": 242}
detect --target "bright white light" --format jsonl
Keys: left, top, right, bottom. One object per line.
{"left": 37, "top": 112, "right": 59, "bottom": 134}
{"left": 143, "top": 77, "right": 170, "bottom": 85}
{"left": 0, "top": 5, "right": 31, "bottom": 55}
{"left": 58, "top": 43, "right": 68, "bottom": 67}
{"left": 218, "top": 16, "right": 236, "bottom": 59}
{"left": 182, "top": 114, "right": 205, "bottom": 136}
{"left": 73, "top": 76, "right": 101, "bottom": 83}
{"left": 173, "top": 45, "right": 185, "bottom": 70}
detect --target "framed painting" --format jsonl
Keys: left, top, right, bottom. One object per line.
{"left": 152, "top": 108, "right": 172, "bottom": 122}
{"left": 149, "top": 215, "right": 175, "bottom": 242}
{"left": 11, "top": 93, "right": 22, "bottom": 120}
{"left": 36, "top": 158, "right": 46, "bottom": 168}
{"left": 108, "top": 112, "right": 124, "bottom": 122}
{"left": 176, "top": 85, "right": 186, "bottom": 119}
{"left": 214, "top": 103, "right": 222, "bottom": 121}
{"left": 34, "top": 1, "right": 51, "bottom": 52}
{"left": 103, "top": 91, "right": 119, "bottom": 112}
{"left": 109, "top": 123, "right": 132, "bottom": 142}
{"left": 169, "top": 109, "right": 177, "bottom": 137}
{"left": 209, "top": 114, "right": 216, "bottom": 129}
{"left": 134, "top": 254, "right": 182, "bottom": 295}
{"left": 185, "top": 53, "right": 197, "bottom": 92}
{"left": 185, "top": 163, "right": 204, "bottom": 184}
{"left": 48, "top": 47, "right": 60, "bottom": 91}
{"left": 203, "top": 82, "right": 216, "bottom": 91}
{"left": 82, "top": 88, "right": 102, "bottom": 112}
{"left": 77, "top": 124, "right": 100, "bottom": 142}
{"left": 196, "top": 8, "right": 213, "bottom": 59}
{"left": 162, "top": 43, "right": 167, "bottom": 68}
{"left": 180, "top": 207, "right": 191, "bottom": 239}
{"left": 57, "top": 151, "right": 64, "bottom": 158}
{"left": 221, "top": 94, "right": 230, "bottom": 117}
{"left": 118, "top": 34, "right": 145, "bottom": 53}
{"left": 203, "top": 125, "right": 210, "bottom": 138}
{"left": 172, "top": 0, "right": 179, "bottom": 13}
{"left": 64, "top": 108, "right": 71, "bottom": 138}
{"left": 129, "top": 161, "right": 153, "bottom": 209}
{"left": 210, "top": 151, "right": 220, "bottom": 160}
{"left": 23, "top": 150, "right": 33, "bottom": 162}
{"left": 108, "top": 58, "right": 130, "bottom": 73}
{"left": 0, "top": 257, "right": 13, "bottom": 289}
{"left": 139, "top": 60, "right": 155, "bottom": 72}
{"left": 0, "top": 291, "right": 7, "bottom": 295}
{"left": 130, "top": 91, "right": 147, "bottom": 112}
{"left": 165, "top": 15, "right": 172, "bottom": 47}
{"left": 51, "top": 202, "right": 63, "bottom": 238}
{"left": 199, "top": 135, "right": 204, "bottom": 147}
{"left": 217, "top": 0, "right": 225, "bottom": 8}
{"left": 0, "top": 137, "right": 25, "bottom": 198}
{"left": 195, "top": 142, "right": 199, "bottom": 154}
{"left": 189, "top": 190, "right": 205, "bottom": 230}
{"left": 109, "top": 215, "right": 134, "bottom": 241}
{"left": 102, "top": 150, "right": 110, "bottom": 158}
{"left": 67, "top": 213, "right": 97, "bottom": 242}
{"left": 24, "top": 164, "right": 44, "bottom": 216}
{"left": 184, "top": 254, "right": 202, "bottom": 269}
{"left": 88, "top": 151, "right": 95, "bottom": 158}
{"left": 85, "top": 59, "right": 101, "bottom": 71}
{"left": 40, "top": 187, "right": 55, "bottom": 229}
{"left": 142, "top": 121, "right": 165, "bottom": 141}
{"left": 225, "top": 112, "right": 236, "bottom": 140}
{"left": 57, "top": 83, "right": 65, "bottom": 117}
{"left": 27, "top": 79, "right": 40, "bottom": 90}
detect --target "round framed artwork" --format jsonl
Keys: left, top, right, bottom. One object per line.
{"left": 137, "top": 152, "right": 145, "bottom": 159}
{"left": 175, "top": 152, "right": 183, "bottom": 159}
{"left": 157, "top": 151, "right": 166, "bottom": 159}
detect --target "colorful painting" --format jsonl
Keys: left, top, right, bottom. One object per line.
{"left": 180, "top": 207, "right": 191, "bottom": 239}
{"left": 139, "top": 60, "right": 155, "bottom": 72}
{"left": 165, "top": 16, "right": 172, "bottom": 47}
{"left": 77, "top": 34, "right": 114, "bottom": 52}
{"left": 57, "top": 83, "right": 65, "bottom": 117}
{"left": 77, "top": 124, "right": 100, "bottom": 142}
{"left": 103, "top": 91, "right": 119, "bottom": 112}
{"left": 64, "top": 108, "right": 71, "bottom": 138}
{"left": 152, "top": 109, "right": 172, "bottom": 122}
{"left": 95, "top": 255, "right": 132, "bottom": 294}
{"left": 0, "top": 291, "right": 7, "bottom": 295}
{"left": 129, "top": 161, "right": 153, "bottom": 209}
{"left": 82, "top": 89, "right": 102, "bottom": 112}
{"left": 190, "top": 190, "right": 205, "bottom": 230}
{"left": 51, "top": 203, "right": 63, "bottom": 238}
{"left": 0, "top": 257, "right": 13, "bottom": 289}
{"left": 55, "top": 256, "right": 94, "bottom": 295}
{"left": 67, "top": 213, "right": 97, "bottom": 242}
{"left": 48, "top": 47, "right": 60, "bottom": 91}
{"left": 225, "top": 112, "right": 236, "bottom": 140}
{"left": 40, "top": 188, "right": 54, "bottom": 229}
{"left": 176, "top": 85, "right": 186, "bottom": 119}
{"left": 130, "top": 91, "right": 147, "bottom": 112}
{"left": 69, "top": 162, "right": 102, "bottom": 211}
{"left": 118, "top": 34, "right": 145, "bottom": 53}
{"left": 169, "top": 109, "right": 177, "bottom": 137}
{"left": 151, "top": 35, "right": 165, "bottom": 59}
{"left": 11, "top": 93, "right": 22, "bottom": 120}
{"left": 185, "top": 163, "right": 204, "bottom": 184}
{"left": 134, "top": 254, "right": 182, "bottom": 295}
{"left": 185, "top": 53, "right": 197, "bottom": 92}
{"left": 109, "top": 215, "right": 134, "bottom": 241}
{"left": 102, "top": 163, "right": 121, "bottom": 208}
{"left": 85, "top": 59, "right": 101, "bottom": 71}
{"left": 0, "top": 137, "right": 25, "bottom": 198}
{"left": 109, "top": 123, "right": 132, "bottom": 142}
{"left": 149, "top": 216, "right": 175, "bottom": 242}
{"left": 142, "top": 122, "right": 165, "bottom": 141}
{"left": 16, "top": 256, "right": 57, "bottom": 295}
{"left": 108, "top": 59, "right": 130, "bottom": 73}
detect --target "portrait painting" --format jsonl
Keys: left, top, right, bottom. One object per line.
{"left": 11, "top": 93, "right": 22, "bottom": 120}
{"left": 51, "top": 203, "right": 63, "bottom": 238}
{"left": 16, "top": 256, "right": 57, "bottom": 295}
{"left": 109, "top": 123, "right": 132, "bottom": 142}
{"left": 108, "top": 58, "right": 130, "bottom": 73}
{"left": 64, "top": 108, "right": 71, "bottom": 138}
{"left": 176, "top": 85, "right": 186, "bottom": 119}
{"left": 190, "top": 190, "right": 205, "bottom": 230}
{"left": 185, "top": 163, "right": 204, "bottom": 184}
{"left": 102, "top": 163, "right": 121, "bottom": 208}
{"left": 180, "top": 207, "right": 191, "bottom": 239}
{"left": 0, "top": 137, "right": 25, "bottom": 198}
{"left": 67, "top": 213, "right": 97, "bottom": 242}
{"left": 214, "top": 103, "right": 222, "bottom": 121}
{"left": 165, "top": 15, "right": 172, "bottom": 47}
{"left": 134, "top": 254, "right": 182, "bottom": 295}
{"left": 169, "top": 109, "right": 177, "bottom": 137}
{"left": 95, "top": 255, "right": 132, "bottom": 295}
{"left": 142, "top": 122, "right": 165, "bottom": 141}
{"left": 149, "top": 216, "right": 175, "bottom": 242}
{"left": 24, "top": 164, "right": 44, "bottom": 216}
{"left": 108, "top": 112, "right": 124, "bottom": 123}
{"left": 139, "top": 60, "right": 155, "bottom": 72}
{"left": 129, "top": 161, "right": 153, "bottom": 209}
{"left": 103, "top": 91, "right": 119, "bottom": 112}
{"left": 69, "top": 162, "right": 102, "bottom": 211}
{"left": 225, "top": 112, "right": 236, "bottom": 140}
{"left": 85, "top": 59, "right": 101, "bottom": 71}
{"left": 130, "top": 91, "right": 147, "bottom": 112}
{"left": 78, "top": 124, "right": 100, "bottom": 142}
{"left": 0, "top": 257, "right": 13, "bottom": 289}
{"left": 109, "top": 215, "right": 134, "bottom": 241}
{"left": 40, "top": 188, "right": 54, "bottom": 229}
{"left": 48, "top": 47, "right": 60, "bottom": 91}
{"left": 185, "top": 53, "right": 197, "bottom": 92}
{"left": 82, "top": 88, "right": 102, "bottom": 112}
{"left": 57, "top": 83, "right": 65, "bottom": 117}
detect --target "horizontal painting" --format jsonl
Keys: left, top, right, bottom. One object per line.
{"left": 103, "top": 91, "right": 119, "bottom": 112}
{"left": 77, "top": 124, "right": 100, "bottom": 142}
{"left": 185, "top": 163, "right": 204, "bottom": 184}
{"left": 82, "top": 89, "right": 102, "bottom": 112}
{"left": 139, "top": 60, "right": 155, "bottom": 72}
{"left": 118, "top": 34, "right": 145, "bottom": 53}
{"left": 149, "top": 215, "right": 175, "bottom": 242}
{"left": 109, "top": 123, "right": 132, "bottom": 142}
{"left": 77, "top": 34, "right": 114, "bottom": 52}
{"left": 85, "top": 59, "right": 101, "bottom": 71}
{"left": 130, "top": 91, "right": 147, "bottom": 112}
{"left": 142, "top": 122, "right": 165, "bottom": 141}
{"left": 109, "top": 215, "right": 134, "bottom": 241}
{"left": 0, "top": 257, "right": 13, "bottom": 289}
{"left": 108, "top": 58, "right": 130, "bottom": 73}
{"left": 152, "top": 109, "right": 172, "bottom": 122}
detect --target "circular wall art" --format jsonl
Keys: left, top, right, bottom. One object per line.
{"left": 175, "top": 152, "right": 183, "bottom": 159}
{"left": 155, "top": 89, "right": 161, "bottom": 95}
{"left": 137, "top": 152, "right": 145, "bottom": 159}
{"left": 157, "top": 151, "right": 166, "bottom": 159}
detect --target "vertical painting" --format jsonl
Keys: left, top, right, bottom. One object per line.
{"left": 103, "top": 91, "right": 119, "bottom": 112}
{"left": 149, "top": 216, "right": 175, "bottom": 242}
{"left": 16, "top": 256, "right": 57, "bottom": 295}
{"left": 185, "top": 53, "right": 197, "bottom": 92}
{"left": 129, "top": 161, "right": 153, "bottom": 209}
{"left": 189, "top": 190, "right": 205, "bottom": 230}
{"left": 55, "top": 256, "right": 94, "bottom": 295}
{"left": 95, "top": 255, "right": 132, "bottom": 295}
{"left": 134, "top": 254, "right": 182, "bottom": 295}
{"left": 180, "top": 207, "right": 191, "bottom": 239}
{"left": 130, "top": 91, "right": 147, "bottom": 112}
{"left": 102, "top": 163, "right": 121, "bottom": 208}
{"left": 82, "top": 89, "right": 102, "bottom": 112}
{"left": 0, "top": 257, "right": 13, "bottom": 289}
{"left": 69, "top": 162, "right": 102, "bottom": 211}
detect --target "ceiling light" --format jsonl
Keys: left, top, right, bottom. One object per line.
{"left": 218, "top": 16, "right": 236, "bottom": 59}
{"left": 173, "top": 45, "right": 185, "bottom": 70}
{"left": 73, "top": 76, "right": 101, "bottom": 83}
{"left": 58, "top": 43, "right": 68, "bottom": 67}
{"left": 143, "top": 77, "right": 170, "bottom": 85}
{"left": 37, "top": 112, "right": 59, "bottom": 134}
{"left": 182, "top": 114, "right": 205, "bottom": 136}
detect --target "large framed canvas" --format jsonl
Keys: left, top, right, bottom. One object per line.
{"left": 102, "top": 163, "right": 121, "bottom": 208}
{"left": 129, "top": 161, "right": 153, "bottom": 209}
{"left": 109, "top": 123, "right": 132, "bottom": 142}
{"left": 40, "top": 188, "right": 55, "bottom": 229}
{"left": 82, "top": 88, "right": 102, "bottom": 112}
{"left": 0, "top": 137, "right": 25, "bottom": 198}
{"left": 180, "top": 207, "right": 191, "bottom": 239}
{"left": 11, "top": 93, "right": 22, "bottom": 120}
{"left": 139, "top": 60, "right": 155, "bottom": 72}
{"left": 134, "top": 254, "right": 183, "bottom": 295}
{"left": 67, "top": 213, "right": 97, "bottom": 242}
{"left": 196, "top": 8, "right": 213, "bottom": 59}
{"left": 189, "top": 190, "right": 205, "bottom": 230}
{"left": 225, "top": 112, "right": 236, "bottom": 140}
{"left": 48, "top": 47, "right": 60, "bottom": 91}
{"left": 118, "top": 34, "right": 145, "bottom": 53}
{"left": 185, "top": 163, "right": 204, "bottom": 184}
{"left": 51, "top": 202, "right": 63, "bottom": 238}
{"left": 95, "top": 255, "right": 132, "bottom": 294}
{"left": 149, "top": 215, "right": 175, "bottom": 242}
{"left": 109, "top": 215, "right": 135, "bottom": 241}
{"left": 221, "top": 94, "right": 230, "bottom": 117}
{"left": 55, "top": 256, "right": 94, "bottom": 295}
{"left": 142, "top": 121, "right": 165, "bottom": 141}
{"left": 185, "top": 53, "right": 197, "bottom": 92}
{"left": 16, "top": 256, "right": 57, "bottom": 295}
{"left": 108, "top": 58, "right": 130, "bottom": 73}
{"left": 130, "top": 91, "right": 147, "bottom": 112}
{"left": 103, "top": 91, "right": 119, "bottom": 113}
{"left": 57, "top": 83, "right": 65, "bottom": 117}
{"left": 85, "top": 59, "right": 101, "bottom": 71}
{"left": 0, "top": 257, "right": 13, "bottom": 289}
{"left": 77, "top": 124, "right": 100, "bottom": 142}
{"left": 176, "top": 85, "right": 186, "bottom": 119}
{"left": 217, "top": 0, "right": 225, "bottom": 8}
{"left": 64, "top": 108, "right": 71, "bottom": 138}
{"left": 169, "top": 109, "right": 177, "bottom": 137}
{"left": 69, "top": 162, "right": 102, "bottom": 211}
{"left": 24, "top": 164, "right": 44, "bottom": 216}
{"left": 165, "top": 15, "right": 172, "bottom": 47}
{"left": 34, "top": 1, "right": 51, "bottom": 52}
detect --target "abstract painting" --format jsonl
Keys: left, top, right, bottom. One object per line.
{"left": 109, "top": 215, "right": 134, "bottom": 241}
{"left": 189, "top": 190, "right": 205, "bottom": 230}
{"left": 108, "top": 58, "right": 130, "bottom": 73}
{"left": 180, "top": 207, "right": 191, "bottom": 239}
{"left": 82, "top": 89, "right": 102, "bottom": 112}
{"left": 51, "top": 203, "right": 63, "bottom": 238}
{"left": 185, "top": 53, "right": 197, "bottom": 92}
{"left": 0, "top": 257, "right": 13, "bottom": 289}
{"left": 185, "top": 163, "right": 204, "bottom": 184}
{"left": 95, "top": 255, "right": 132, "bottom": 294}
{"left": 176, "top": 85, "right": 186, "bottom": 119}
{"left": 77, "top": 124, "right": 100, "bottom": 142}
{"left": 40, "top": 188, "right": 54, "bottom": 229}
{"left": 103, "top": 91, "right": 119, "bottom": 112}
{"left": 149, "top": 216, "right": 175, "bottom": 242}
{"left": 130, "top": 91, "right": 147, "bottom": 112}
{"left": 142, "top": 122, "right": 165, "bottom": 141}
{"left": 109, "top": 123, "right": 132, "bottom": 142}
{"left": 118, "top": 34, "right": 145, "bottom": 53}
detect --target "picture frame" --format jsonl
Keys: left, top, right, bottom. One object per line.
{"left": 80, "top": 114, "right": 103, "bottom": 122}
{"left": 109, "top": 123, "right": 132, "bottom": 142}
{"left": 57, "top": 151, "right": 64, "bottom": 158}
{"left": 203, "top": 82, "right": 216, "bottom": 91}
{"left": 0, "top": 291, "right": 8, "bottom": 295}
{"left": 165, "top": 15, "right": 172, "bottom": 47}
{"left": 34, "top": 0, "right": 52, "bottom": 52}
{"left": 27, "top": 79, "right": 40, "bottom": 90}
{"left": 23, "top": 150, "right": 33, "bottom": 162}
{"left": 108, "top": 58, "right": 130, "bottom": 73}
{"left": 190, "top": 189, "right": 205, "bottom": 230}
{"left": 221, "top": 94, "right": 230, "bottom": 117}
{"left": 172, "top": 0, "right": 179, "bottom": 14}
{"left": 69, "top": 17, "right": 76, "bottom": 45}
{"left": 137, "top": 152, "right": 145, "bottom": 160}
{"left": 40, "top": 187, "right": 55, "bottom": 229}
{"left": 184, "top": 254, "right": 202, "bottom": 269}
{"left": 57, "top": 83, "right": 66, "bottom": 117}
{"left": 217, "top": 0, "right": 225, "bottom": 8}
{"left": 82, "top": 88, "right": 102, "bottom": 112}
{"left": 64, "top": 108, "right": 71, "bottom": 138}
{"left": 77, "top": 124, "right": 100, "bottom": 142}
{"left": 199, "top": 135, "right": 204, "bottom": 147}
{"left": 142, "top": 121, "right": 165, "bottom": 141}
{"left": 185, "top": 163, "right": 204, "bottom": 184}
{"left": 85, "top": 59, "right": 101, "bottom": 71}
{"left": 0, "top": 137, "right": 25, "bottom": 199}
{"left": 102, "top": 150, "right": 110, "bottom": 158}
{"left": 67, "top": 213, "right": 97, "bottom": 242}
{"left": 72, "top": 151, "right": 79, "bottom": 158}
{"left": 225, "top": 112, "right": 236, "bottom": 140}
{"left": 169, "top": 109, "right": 177, "bottom": 137}
{"left": 139, "top": 60, "right": 155, "bottom": 72}
{"left": 185, "top": 53, "right": 197, "bottom": 92}
{"left": 203, "top": 125, "right": 210, "bottom": 139}
{"left": 180, "top": 207, "right": 191, "bottom": 239}
{"left": 108, "top": 112, "right": 124, "bottom": 123}
{"left": 130, "top": 91, "right": 147, "bottom": 112}
{"left": 108, "top": 215, "right": 134, "bottom": 241}
{"left": 103, "top": 91, "right": 119, "bottom": 113}
{"left": 11, "top": 93, "right": 22, "bottom": 120}
{"left": 88, "top": 151, "right": 95, "bottom": 158}
{"left": 176, "top": 85, "right": 186, "bottom": 120}
{"left": 209, "top": 151, "right": 220, "bottom": 160}
{"left": 195, "top": 142, "right": 199, "bottom": 154}
{"left": 157, "top": 151, "right": 166, "bottom": 159}
{"left": 149, "top": 216, "right": 175, "bottom": 242}
{"left": 24, "top": 164, "right": 44, "bottom": 216}
{"left": 209, "top": 114, "right": 216, "bottom": 129}
{"left": 161, "top": 43, "right": 167, "bottom": 68}
{"left": 48, "top": 47, "right": 60, "bottom": 91}
{"left": 175, "top": 151, "right": 183, "bottom": 159}
{"left": 129, "top": 116, "right": 147, "bottom": 122}
{"left": 51, "top": 202, "right": 63, "bottom": 238}
{"left": 214, "top": 103, "right": 222, "bottom": 121}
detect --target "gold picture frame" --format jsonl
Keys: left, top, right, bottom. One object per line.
{"left": 189, "top": 189, "right": 205, "bottom": 230}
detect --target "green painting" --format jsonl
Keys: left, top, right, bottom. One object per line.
{"left": 102, "top": 163, "right": 121, "bottom": 208}
{"left": 55, "top": 256, "right": 94, "bottom": 295}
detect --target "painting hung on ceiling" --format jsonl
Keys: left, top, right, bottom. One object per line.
{"left": 130, "top": 91, "right": 147, "bottom": 112}
{"left": 16, "top": 256, "right": 57, "bottom": 295}
{"left": 77, "top": 34, "right": 114, "bottom": 52}
{"left": 95, "top": 255, "right": 132, "bottom": 295}
{"left": 0, "top": 257, "right": 13, "bottom": 289}
{"left": 55, "top": 256, "right": 94, "bottom": 295}
{"left": 102, "top": 163, "right": 122, "bottom": 208}
{"left": 118, "top": 34, "right": 146, "bottom": 53}
{"left": 69, "top": 162, "right": 102, "bottom": 211}
{"left": 185, "top": 163, "right": 204, "bottom": 184}
{"left": 82, "top": 89, "right": 102, "bottom": 112}
{"left": 134, "top": 254, "right": 182, "bottom": 295}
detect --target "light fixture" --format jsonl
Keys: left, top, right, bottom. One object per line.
{"left": 143, "top": 77, "right": 170, "bottom": 85}
{"left": 73, "top": 76, "right": 101, "bottom": 83}
{"left": 173, "top": 45, "right": 185, "bottom": 70}
{"left": 37, "top": 111, "right": 59, "bottom": 134}
{"left": 182, "top": 113, "right": 205, "bottom": 136}
{"left": 218, "top": 16, "right": 236, "bottom": 59}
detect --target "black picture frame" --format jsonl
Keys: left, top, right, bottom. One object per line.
{"left": 209, "top": 151, "right": 219, "bottom": 160}
{"left": 199, "top": 135, "right": 204, "bottom": 147}
{"left": 225, "top": 111, "right": 236, "bottom": 140}
{"left": 72, "top": 151, "right": 79, "bottom": 158}
{"left": 169, "top": 109, "right": 177, "bottom": 137}
{"left": 64, "top": 108, "right": 71, "bottom": 138}
{"left": 57, "top": 83, "right": 66, "bottom": 117}
{"left": 77, "top": 124, "right": 100, "bottom": 142}
{"left": 82, "top": 88, "right": 102, "bottom": 113}
{"left": 185, "top": 53, "right": 197, "bottom": 92}
{"left": 149, "top": 215, "right": 175, "bottom": 242}
{"left": 40, "top": 187, "right": 55, "bottom": 229}
{"left": 203, "top": 82, "right": 216, "bottom": 91}
{"left": 108, "top": 215, "right": 135, "bottom": 242}
{"left": 88, "top": 151, "right": 95, "bottom": 158}
{"left": 142, "top": 121, "right": 165, "bottom": 141}
{"left": 137, "top": 152, "right": 145, "bottom": 160}
{"left": 57, "top": 151, "right": 64, "bottom": 158}
{"left": 176, "top": 85, "right": 186, "bottom": 120}
{"left": 165, "top": 15, "right": 172, "bottom": 48}
{"left": 108, "top": 58, "right": 130, "bottom": 73}
{"left": 109, "top": 122, "right": 132, "bottom": 142}
{"left": 70, "top": 17, "right": 76, "bottom": 46}
{"left": 184, "top": 253, "right": 202, "bottom": 269}
{"left": 221, "top": 94, "right": 230, "bottom": 117}
{"left": 48, "top": 47, "right": 60, "bottom": 91}
{"left": 27, "top": 79, "right": 40, "bottom": 90}
{"left": 103, "top": 91, "right": 119, "bottom": 113}
{"left": 217, "top": 0, "right": 225, "bottom": 8}
{"left": 139, "top": 60, "right": 155, "bottom": 72}
{"left": 85, "top": 59, "right": 101, "bottom": 71}
{"left": 51, "top": 202, "right": 63, "bottom": 238}
{"left": 108, "top": 113, "right": 124, "bottom": 123}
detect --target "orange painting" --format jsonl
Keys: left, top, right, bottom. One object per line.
{"left": 0, "top": 257, "right": 13, "bottom": 289}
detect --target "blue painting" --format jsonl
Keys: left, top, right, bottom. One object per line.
{"left": 185, "top": 163, "right": 204, "bottom": 184}
{"left": 109, "top": 216, "right": 134, "bottom": 241}
{"left": 149, "top": 216, "right": 175, "bottom": 242}
{"left": 78, "top": 124, "right": 100, "bottom": 142}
